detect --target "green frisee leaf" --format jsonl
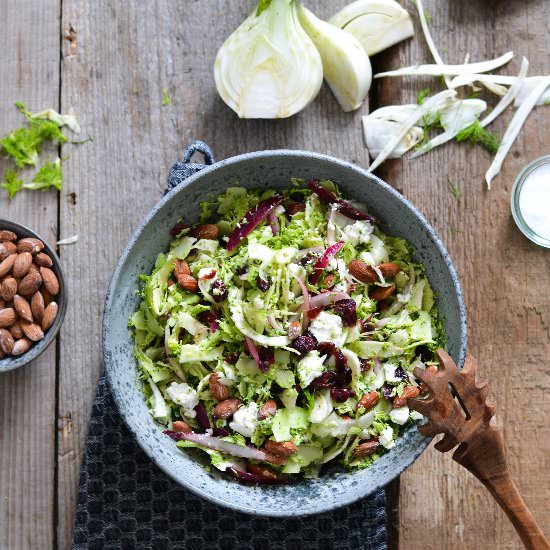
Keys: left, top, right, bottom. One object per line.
{"left": 0, "top": 169, "right": 24, "bottom": 199}
{"left": 24, "top": 158, "right": 63, "bottom": 192}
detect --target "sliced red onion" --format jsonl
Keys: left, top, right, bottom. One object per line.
{"left": 182, "top": 433, "right": 267, "bottom": 460}
{"left": 267, "top": 209, "right": 279, "bottom": 236}
{"left": 373, "top": 357, "right": 382, "bottom": 374}
{"left": 296, "top": 246, "right": 324, "bottom": 259}
{"left": 226, "top": 195, "right": 284, "bottom": 251}
{"left": 163, "top": 430, "right": 187, "bottom": 441}
{"left": 307, "top": 291, "right": 350, "bottom": 310}
{"left": 326, "top": 206, "right": 336, "bottom": 245}
{"left": 374, "top": 318, "right": 392, "bottom": 328}
{"left": 307, "top": 180, "right": 376, "bottom": 223}
{"left": 267, "top": 315, "right": 283, "bottom": 331}
{"left": 226, "top": 467, "right": 286, "bottom": 485}
{"left": 309, "top": 241, "right": 345, "bottom": 285}
{"left": 245, "top": 336, "right": 263, "bottom": 370}
{"left": 194, "top": 402, "right": 211, "bottom": 431}
{"left": 291, "top": 273, "right": 310, "bottom": 330}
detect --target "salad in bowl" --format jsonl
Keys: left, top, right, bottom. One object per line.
{"left": 130, "top": 179, "right": 443, "bottom": 484}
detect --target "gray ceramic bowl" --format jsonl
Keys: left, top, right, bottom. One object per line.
{"left": 0, "top": 219, "right": 67, "bottom": 372}
{"left": 103, "top": 149, "right": 466, "bottom": 516}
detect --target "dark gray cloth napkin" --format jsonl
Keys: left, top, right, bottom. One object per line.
{"left": 72, "top": 376, "right": 388, "bottom": 549}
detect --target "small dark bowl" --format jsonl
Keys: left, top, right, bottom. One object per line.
{"left": 0, "top": 219, "right": 67, "bottom": 372}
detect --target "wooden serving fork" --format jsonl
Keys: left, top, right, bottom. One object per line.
{"left": 408, "top": 349, "right": 550, "bottom": 550}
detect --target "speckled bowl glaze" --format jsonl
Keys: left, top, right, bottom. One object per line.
{"left": 0, "top": 219, "right": 67, "bottom": 372}
{"left": 103, "top": 150, "right": 467, "bottom": 516}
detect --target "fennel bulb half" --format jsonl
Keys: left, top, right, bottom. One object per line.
{"left": 214, "top": 0, "right": 323, "bottom": 119}
{"left": 298, "top": 5, "right": 372, "bottom": 112}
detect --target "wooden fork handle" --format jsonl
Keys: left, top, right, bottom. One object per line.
{"left": 454, "top": 429, "right": 550, "bottom": 550}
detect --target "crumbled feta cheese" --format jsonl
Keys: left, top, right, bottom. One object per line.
{"left": 297, "top": 350, "right": 326, "bottom": 387}
{"left": 229, "top": 402, "right": 259, "bottom": 438}
{"left": 389, "top": 406, "right": 410, "bottom": 425}
{"left": 410, "top": 410, "right": 423, "bottom": 421}
{"left": 326, "top": 258, "right": 338, "bottom": 272}
{"left": 379, "top": 426, "right": 395, "bottom": 449}
{"left": 166, "top": 382, "right": 198, "bottom": 418}
{"left": 253, "top": 297, "right": 264, "bottom": 310}
{"left": 383, "top": 362, "right": 400, "bottom": 383}
{"left": 309, "top": 311, "right": 346, "bottom": 347}
{"left": 310, "top": 390, "right": 333, "bottom": 423}
{"left": 342, "top": 220, "right": 373, "bottom": 246}
{"left": 248, "top": 241, "right": 275, "bottom": 265}
{"left": 194, "top": 239, "right": 219, "bottom": 253}
{"left": 275, "top": 247, "right": 297, "bottom": 264}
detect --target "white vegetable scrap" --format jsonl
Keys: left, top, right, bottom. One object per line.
{"left": 367, "top": 89, "right": 456, "bottom": 172}
{"left": 298, "top": 5, "right": 372, "bottom": 112}
{"left": 329, "top": 0, "right": 414, "bottom": 57}
{"left": 56, "top": 234, "right": 78, "bottom": 245}
{"left": 485, "top": 76, "right": 550, "bottom": 189}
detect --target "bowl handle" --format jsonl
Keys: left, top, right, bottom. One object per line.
{"left": 166, "top": 140, "right": 216, "bottom": 194}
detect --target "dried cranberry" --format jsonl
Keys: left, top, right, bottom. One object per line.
{"left": 359, "top": 319, "right": 374, "bottom": 333}
{"left": 307, "top": 307, "right": 323, "bottom": 320}
{"left": 330, "top": 388, "right": 356, "bottom": 403}
{"left": 225, "top": 352, "right": 239, "bottom": 364}
{"left": 291, "top": 334, "right": 318, "bottom": 356}
{"left": 257, "top": 275, "right": 271, "bottom": 291}
{"left": 360, "top": 359, "right": 372, "bottom": 372}
{"left": 236, "top": 265, "right": 249, "bottom": 277}
{"left": 317, "top": 341, "right": 336, "bottom": 357}
{"left": 299, "top": 252, "right": 317, "bottom": 267}
{"left": 170, "top": 222, "right": 187, "bottom": 237}
{"left": 258, "top": 346, "right": 275, "bottom": 372}
{"left": 394, "top": 367, "right": 409, "bottom": 382}
{"left": 382, "top": 385, "right": 394, "bottom": 400}
{"left": 332, "top": 299, "right": 357, "bottom": 327}
{"left": 198, "top": 309, "right": 221, "bottom": 325}
{"left": 333, "top": 349, "right": 348, "bottom": 372}
{"left": 212, "top": 279, "right": 228, "bottom": 302}
{"left": 309, "top": 370, "right": 337, "bottom": 391}
{"left": 336, "top": 366, "right": 352, "bottom": 387}
{"left": 212, "top": 426, "right": 231, "bottom": 437}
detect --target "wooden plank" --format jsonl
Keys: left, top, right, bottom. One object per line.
{"left": 56, "top": 1, "right": 370, "bottom": 547}
{"left": 374, "top": 1, "right": 550, "bottom": 548}
{"left": 0, "top": 1, "right": 60, "bottom": 549}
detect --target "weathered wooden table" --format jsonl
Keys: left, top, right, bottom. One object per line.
{"left": 1, "top": 1, "right": 549, "bottom": 548}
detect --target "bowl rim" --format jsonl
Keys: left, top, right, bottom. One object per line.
{"left": 103, "top": 148, "right": 467, "bottom": 515}
{"left": 0, "top": 219, "right": 67, "bottom": 372}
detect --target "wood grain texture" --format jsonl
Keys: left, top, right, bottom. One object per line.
{"left": 375, "top": 1, "right": 550, "bottom": 548}
{"left": 0, "top": 1, "right": 60, "bottom": 549}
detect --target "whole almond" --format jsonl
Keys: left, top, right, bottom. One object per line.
{"left": 21, "top": 320, "right": 44, "bottom": 342}
{"left": 259, "top": 399, "right": 277, "bottom": 419}
{"left": 263, "top": 440, "right": 298, "bottom": 458}
{"left": 0, "top": 328, "right": 15, "bottom": 354}
{"left": 209, "top": 373, "right": 229, "bottom": 402}
{"left": 192, "top": 224, "right": 219, "bottom": 240}
{"left": 10, "top": 320, "right": 24, "bottom": 339}
{"left": 0, "top": 230, "right": 17, "bottom": 242}
{"left": 28, "top": 263, "right": 39, "bottom": 274}
{"left": 0, "top": 308, "right": 16, "bottom": 328}
{"left": 173, "top": 259, "right": 191, "bottom": 284}
{"left": 378, "top": 263, "right": 401, "bottom": 279}
{"left": 352, "top": 440, "right": 380, "bottom": 459}
{"left": 213, "top": 398, "right": 240, "bottom": 419}
{"left": 247, "top": 464, "right": 280, "bottom": 480}
{"left": 172, "top": 420, "right": 192, "bottom": 434}
{"left": 348, "top": 259, "right": 377, "bottom": 284}
{"left": 14, "top": 295, "right": 33, "bottom": 322}
{"left": 34, "top": 252, "right": 53, "bottom": 267}
{"left": 41, "top": 302, "right": 58, "bottom": 331}
{"left": 0, "top": 254, "right": 17, "bottom": 277}
{"left": 177, "top": 274, "right": 199, "bottom": 293}
{"left": 12, "top": 338, "right": 32, "bottom": 356}
{"left": 40, "top": 267, "right": 59, "bottom": 296}
{"left": 12, "top": 252, "right": 33, "bottom": 278}
{"left": 31, "top": 292, "right": 45, "bottom": 323}
{"left": 17, "top": 238, "right": 44, "bottom": 255}
{"left": 356, "top": 390, "right": 380, "bottom": 412}
{"left": 0, "top": 278, "right": 17, "bottom": 302}
{"left": 41, "top": 288, "right": 54, "bottom": 305}
{"left": 369, "top": 284, "right": 396, "bottom": 302}
{"left": 393, "top": 385, "right": 420, "bottom": 408}
{"left": 264, "top": 452, "right": 287, "bottom": 466}
{"left": 0, "top": 241, "right": 17, "bottom": 261}
{"left": 18, "top": 270, "right": 42, "bottom": 296}
{"left": 0, "top": 298, "right": 4, "bottom": 309}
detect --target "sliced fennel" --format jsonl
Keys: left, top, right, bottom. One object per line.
{"left": 329, "top": 0, "right": 414, "bottom": 57}
{"left": 485, "top": 76, "right": 550, "bottom": 188}
{"left": 411, "top": 98, "right": 487, "bottom": 158}
{"left": 362, "top": 105, "right": 424, "bottom": 158}
{"left": 414, "top": 0, "right": 450, "bottom": 88}
{"left": 214, "top": 0, "right": 323, "bottom": 118}
{"left": 298, "top": 5, "right": 371, "bottom": 112}
{"left": 367, "top": 89, "right": 456, "bottom": 172}
{"left": 374, "top": 51, "right": 514, "bottom": 79}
